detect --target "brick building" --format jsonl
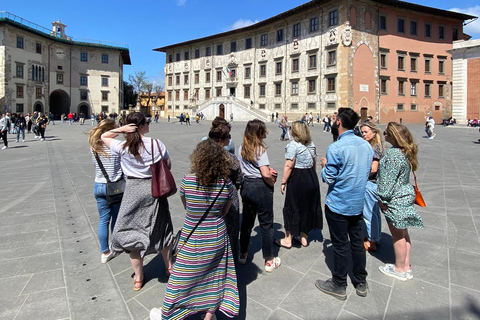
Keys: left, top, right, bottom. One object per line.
{"left": 155, "top": 0, "right": 475, "bottom": 123}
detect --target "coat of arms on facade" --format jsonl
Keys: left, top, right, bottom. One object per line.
{"left": 342, "top": 21, "right": 352, "bottom": 46}
{"left": 293, "top": 39, "right": 299, "bottom": 53}
{"left": 168, "top": 64, "right": 172, "bottom": 72}
{"left": 260, "top": 49, "right": 267, "bottom": 59}
{"left": 205, "top": 58, "right": 210, "bottom": 68}
{"left": 228, "top": 53, "right": 238, "bottom": 66}
{"left": 184, "top": 62, "right": 189, "bottom": 70}
{"left": 328, "top": 29, "right": 337, "bottom": 45}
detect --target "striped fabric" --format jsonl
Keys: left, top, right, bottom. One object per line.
{"left": 91, "top": 147, "right": 123, "bottom": 183}
{"left": 162, "top": 174, "right": 239, "bottom": 319}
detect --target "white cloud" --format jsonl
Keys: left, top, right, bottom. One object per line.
{"left": 225, "top": 19, "right": 260, "bottom": 31}
{"left": 176, "top": 0, "right": 186, "bottom": 7}
{"left": 450, "top": 5, "right": 480, "bottom": 38}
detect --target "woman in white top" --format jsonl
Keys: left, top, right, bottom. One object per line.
{"left": 101, "top": 112, "right": 174, "bottom": 291}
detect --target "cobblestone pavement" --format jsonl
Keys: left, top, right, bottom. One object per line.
{"left": 1, "top": 119, "right": 480, "bottom": 320}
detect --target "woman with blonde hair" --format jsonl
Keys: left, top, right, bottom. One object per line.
{"left": 360, "top": 122, "right": 385, "bottom": 252}
{"left": 238, "top": 119, "right": 281, "bottom": 272}
{"left": 88, "top": 119, "right": 123, "bottom": 263}
{"left": 151, "top": 139, "right": 239, "bottom": 320}
{"left": 276, "top": 121, "right": 322, "bottom": 248}
{"left": 378, "top": 122, "right": 424, "bottom": 281}
{"left": 101, "top": 112, "right": 174, "bottom": 291}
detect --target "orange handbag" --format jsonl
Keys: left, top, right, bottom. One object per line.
{"left": 412, "top": 171, "right": 426, "bottom": 207}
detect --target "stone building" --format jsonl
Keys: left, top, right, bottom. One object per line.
{"left": 0, "top": 12, "right": 131, "bottom": 118}
{"left": 155, "top": 0, "right": 475, "bottom": 123}
{"left": 449, "top": 39, "right": 480, "bottom": 123}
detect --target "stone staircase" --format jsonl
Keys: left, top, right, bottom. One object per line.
{"left": 196, "top": 96, "right": 270, "bottom": 122}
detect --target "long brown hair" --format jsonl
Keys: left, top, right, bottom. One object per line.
{"left": 123, "top": 112, "right": 147, "bottom": 157}
{"left": 190, "top": 139, "right": 233, "bottom": 186}
{"left": 88, "top": 119, "right": 117, "bottom": 156}
{"left": 385, "top": 122, "right": 418, "bottom": 171}
{"left": 241, "top": 119, "right": 267, "bottom": 162}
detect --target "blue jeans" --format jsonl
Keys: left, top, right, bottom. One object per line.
{"left": 362, "top": 181, "right": 382, "bottom": 242}
{"left": 280, "top": 127, "right": 287, "bottom": 140}
{"left": 240, "top": 178, "right": 274, "bottom": 260}
{"left": 16, "top": 127, "right": 25, "bottom": 141}
{"left": 93, "top": 182, "right": 121, "bottom": 253}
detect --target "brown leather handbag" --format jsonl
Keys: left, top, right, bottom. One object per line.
{"left": 150, "top": 139, "right": 177, "bottom": 198}
{"left": 412, "top": 171, "right": 426, "bottom": 207}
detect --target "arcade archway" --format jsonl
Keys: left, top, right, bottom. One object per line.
{"left": 78, "top": 104, "right": 90, "bottom": 119}
{"left": 49, "top": 90, "right": 69, "bottom": 119}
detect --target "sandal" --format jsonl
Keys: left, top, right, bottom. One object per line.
{"left": 274, "top": 238, "right": 292, "bottom": 249}
{"left": 133, "top": 276, "right": 144, "bottom": 291}
{"left": 293, "top": 236, "right": 308, "bottom": 247}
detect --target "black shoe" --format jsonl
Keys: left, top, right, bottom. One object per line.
{"left": 355, "top": 281, "right": 368, "bottom": 297}
{"left": 315, "top": 279, "right": 347, "bottom": 300}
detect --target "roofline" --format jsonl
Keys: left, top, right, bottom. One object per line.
{"left": 153, "top": 0, "right": 477, "bottom": 52}
{"left": 0, "top": 16, "right": 131, "bottom": 65}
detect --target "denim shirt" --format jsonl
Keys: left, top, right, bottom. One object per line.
{"left": 285, "top": 141, "right": 316, "bottom": 169}
{"left": 321, "top": 130, "right": 374, "bottom": 216}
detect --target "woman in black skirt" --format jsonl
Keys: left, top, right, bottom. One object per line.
{"left": 276, "top": 121, "right": 322, "bottom": 248}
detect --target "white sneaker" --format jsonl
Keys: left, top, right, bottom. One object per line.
{"left": 100, "top": 251, "right": 119, "bottom": 264}
{"left": 1, "top": 146, "right": 7, "bottom": 150}
{"left": 40, "top": 138, "right": 45, "bottom": 141}
{"left": 149, "top": 307, "right": 163, "bottom": 320}
{"left": 22, "top": 140, "right": 25, "bottom": 142}
{"left": 265, "top": 257, "right": 281, "bottom": 272}
{"left": 15, "top": 140, "right": 19, "bottom": 142}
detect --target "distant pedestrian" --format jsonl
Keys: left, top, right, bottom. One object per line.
{"left": 425, "top": 116, "right": 435, "bottom": 139}
{"left": 79, "top": 112, "right": 85, "bottom": 125}
{"left": 0, "top": 113, "right": 10, "bottom": 150}
{"left": 68, "top": 112, "right": 74, "bottom": 125}
{"left": 35, "top": 112, "right": 49, "bottom": 141}
{"left": 49, "top": 112, "right": 55, "bottom": 125}
{"left": 185, "top": 113, "right": 190, "bottom": 125}
{"left": 15, "top": 113, "right": 26, "bottom": 142}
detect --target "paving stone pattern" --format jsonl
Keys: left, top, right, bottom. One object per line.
{"left": 1, "top": 120, "right": 480, "bottom": 320}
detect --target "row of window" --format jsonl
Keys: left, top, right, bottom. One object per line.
{"left": 166, "top": 102, "right": 336, "bottom": 111}
{"left": 167, "top": 50, "right": 336, "bottom": 87}
{"left": 14, "top": 84, "right": 109, "bottom": 102}
{"left": 167, "top": 11, "right": 338, "bottom": 62}
{"left": 380, "top": 79, "right": 446, "bottom": 98}
{"left": 380, "top": 52, "right": 447, "bottom": 74}
{"left": 167, "top": 76, "right": 336, "bottom": 101}
{"left": 16, "top": 36, "right": 109, "bottom": 63}
{"left": 379, "top": 16, "right": 458, "bottom": 41}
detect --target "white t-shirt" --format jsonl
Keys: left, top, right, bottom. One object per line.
{"left": 427, "top": 118, "right": 435, "bottom": 129}
{"left": 238, "top": 145, "right": 270, "bottom": 179}
{"left": 109, "top": 137, "right": 169, "bottom": 178}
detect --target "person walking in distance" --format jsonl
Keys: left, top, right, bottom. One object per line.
{"left": 315, "top": 108, "right": 374, "bottom": 300}
{"left": 279, "top": 115, "right": 289, "bottom": 141}
{"left": 0, "top": 113, "right": 10, "bottom": 150}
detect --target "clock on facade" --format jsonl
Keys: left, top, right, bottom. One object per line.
{"left": 55, "top": 49, "right": 66, "bottom": 60}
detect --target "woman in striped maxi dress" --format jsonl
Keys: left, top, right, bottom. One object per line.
{"left": 150, "top": 139, "right": 240, "bottom": 320}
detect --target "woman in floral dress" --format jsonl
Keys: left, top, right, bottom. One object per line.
{"left": 377, "top": 122, "right": 424, "bottom": 281}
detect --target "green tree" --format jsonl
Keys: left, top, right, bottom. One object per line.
{"left": 123, "top": 81, "right": 136, "bottom": 108}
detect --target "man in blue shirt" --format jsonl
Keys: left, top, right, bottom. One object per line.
{"left": 316, "top": 108, "right": 374, "bottom": 300}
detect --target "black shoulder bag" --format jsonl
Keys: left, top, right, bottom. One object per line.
{"left": 94, "top": 152, "right": 126, "bottom": 205}
{"left": 171, "top": 181, "right": 226, "bottom": 260}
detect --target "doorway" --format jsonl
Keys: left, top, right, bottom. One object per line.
{"left": 219, "top": 104, "right": 225, "bottom": 119}
{"left": 78, "top": 104, "right": 90, "bottom": 119}
{"left": 229, "top": 88, "right": 236, "bottom": 97}
{"left": 360, "top": 107, "right": 368, "bottom": 122}
{"left": 49, "top": 90, "right": 69, "bottom": 119}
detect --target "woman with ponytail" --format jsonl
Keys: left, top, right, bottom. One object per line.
{"left": 101, "top": 112, "right": 174, "bottom": 291}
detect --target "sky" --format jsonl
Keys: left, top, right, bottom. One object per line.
{"left": 2, "top": 0, "right": 479, "bottom": 89}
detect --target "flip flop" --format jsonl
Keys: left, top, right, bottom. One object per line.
{"left": 293, "top": 236, "right": 308, "bottom": 247}
{"left": 274, "top": 238, "right": 292, "bottom": 249}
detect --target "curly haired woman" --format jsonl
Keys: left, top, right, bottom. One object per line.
{"left": 151, "top": 139, "right": 239, "bottom": 320}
